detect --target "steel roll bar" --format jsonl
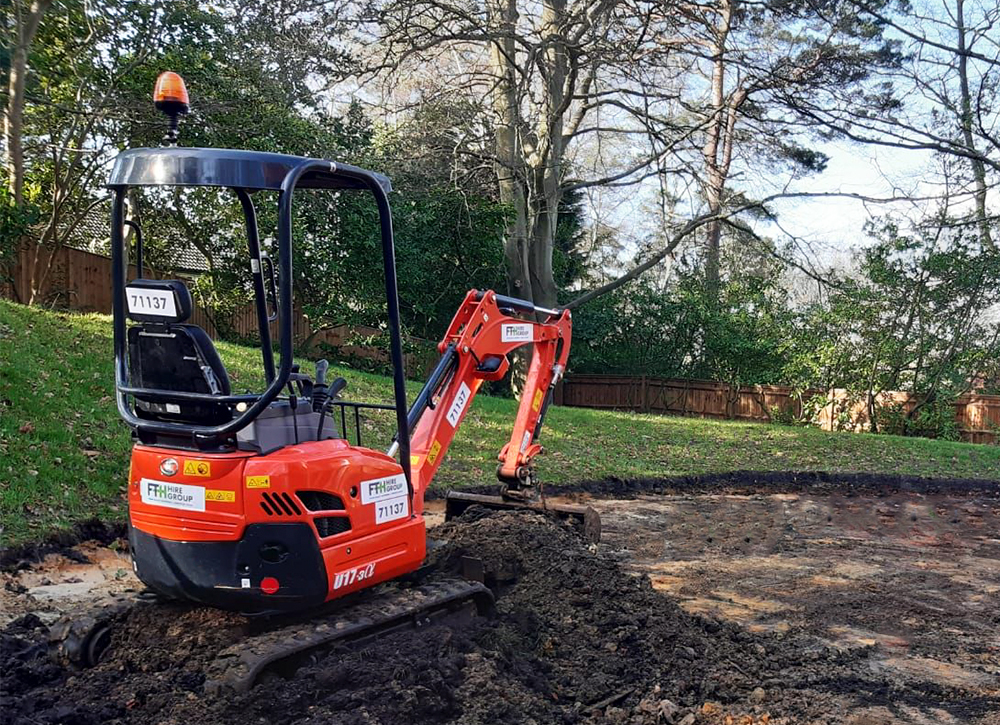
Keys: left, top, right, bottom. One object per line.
{"left": 111, "top": 159, "right": 412, "bottom": 486}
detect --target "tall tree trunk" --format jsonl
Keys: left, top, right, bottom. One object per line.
{"left": 487, "top": 0, "right": 533, "bottom": 304}
{"left": 4, "top": 0, "right": 53, "bottom": 205}
{"left": 528, "top": 204, "right": 559, "bottom": 308}
{"left": 955, "top": 0, "right": 994, "bottom": 250}
{"left": 488, "top": 0, "right": 567, "bottom": 310}
{"left": 526, "top": 0, "right": 568, "bottom": 310}
{"left": 487, "top": 0, "right": 534, "bottom": 393}
{"left": 703, "top": 186, "right": 723, "bottom": 303}
{"left": 701, "top": 0, "right": 733, "bottom": 304}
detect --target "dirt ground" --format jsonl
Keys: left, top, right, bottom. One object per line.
{"left": 592, "top": 490, "right": 1000, "bottom": 722}
{"left": 2, "top": 475, "right": 998, "bottom": 724}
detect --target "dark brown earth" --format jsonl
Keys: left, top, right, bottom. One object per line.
{"left": 0, "top": 518, "right": 125, "bottom": 570}
{"left": 2, "top": 474, "right": 999, "bottom": 725}
{"left": 590, "top": 489, "right": 1000, "bottom": 724}
{"left": 443, "top": 470, "right": 1000, "bottom": 500}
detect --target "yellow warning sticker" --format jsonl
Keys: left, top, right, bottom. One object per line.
{"left": 531, "top": 390, "right": 544, "bottom": 412}
{"left": 206, "top": 489, "right": 236, "bottom": 503}
{"left": 246, "top": 475, "right": 271, "bottom": 489}
{"left": 184, "top": 459, "right": 211, "bottom": 477}
{"left": 426, "top": 439, "right": 442, "bottom": 466}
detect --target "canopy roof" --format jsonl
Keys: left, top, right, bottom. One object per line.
{"left": 107, "top": 147, "right": 392, "bottom": 193}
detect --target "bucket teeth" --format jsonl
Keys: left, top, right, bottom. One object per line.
{"left": 444, "top": 491, "right": 601, "bottom": 544}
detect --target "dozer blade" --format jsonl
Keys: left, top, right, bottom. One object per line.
{"left": 444, "top": 490, "right": 601, "bottom": 544}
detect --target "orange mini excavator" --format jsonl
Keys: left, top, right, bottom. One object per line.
{"left": 105, "top": 74, "right": 597, "bottom": 665}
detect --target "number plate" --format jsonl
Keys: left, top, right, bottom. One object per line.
{"left": 126, "top": 287, "right": 177, "bottom": 318}
{"left": 446, "top": 382, "right": 471, "bottom": 427}
{"left": 374, "top": 494, "right": 409, "bottom": 524}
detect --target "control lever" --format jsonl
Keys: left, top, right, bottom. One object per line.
{"left": 316, "top": 373, "right": 348, "bottom": 440}
{"left": 327, "top": 376, "right": 347, "bottom": 398}
{"left": 312, "top": 359, "right": 330, "bottom": 413}
{"left": 287, "top": 364, "right": 314, "bottom": 400}
{"left": 315, "top": 359, "right": 329, "bottom": 385}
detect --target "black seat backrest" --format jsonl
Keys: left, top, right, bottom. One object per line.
{"left": 126, "top": 279, "right": 232, "bottom": 426}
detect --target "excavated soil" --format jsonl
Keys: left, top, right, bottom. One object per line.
{"left": 2, "top": 475, "right": 999, "bottom": 724}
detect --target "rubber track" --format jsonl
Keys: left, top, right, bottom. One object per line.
{"left": 203, "top": 577, "right": 494, "bottom": 694}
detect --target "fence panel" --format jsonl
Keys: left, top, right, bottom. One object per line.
{"left": 559, "top": 375, "right": 997, "bottom": 445}
{"left": 962, "top": 397, "right": 1000, "bottom": 444}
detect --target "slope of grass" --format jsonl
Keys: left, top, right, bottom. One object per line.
{"left": 2, "top": 298, "right": 999, "bottom": 544}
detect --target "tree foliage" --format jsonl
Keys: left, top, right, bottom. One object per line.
{"left": 572, "top": 251, "right": 795, "bottom": 386}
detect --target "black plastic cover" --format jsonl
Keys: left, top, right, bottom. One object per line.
{"left": 127, "top": 324, "right": 232, "bottom": 426}
{"left": 130, "top": 523, "right": 328, "bottom": 613}
{"left": 107, "top": 147, "right": 392, "bottom": 193}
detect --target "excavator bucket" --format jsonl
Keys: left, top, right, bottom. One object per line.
{"left": 444, "top": 490, "right": 601, "bottom": 544}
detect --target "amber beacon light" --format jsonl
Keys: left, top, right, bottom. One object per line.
{"left": 153, "top": 71, "right": 189, "bottom": 146}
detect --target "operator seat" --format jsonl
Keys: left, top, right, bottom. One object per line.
{"left": 126, "top": 279, "right": 232, "bottom": 426}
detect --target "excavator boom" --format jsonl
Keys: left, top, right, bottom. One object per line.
{"left": 399, "top": 289, "right": 598, "bottom": 540}
{"left": 407, "top": 290, "right": 569, "bottom": 495}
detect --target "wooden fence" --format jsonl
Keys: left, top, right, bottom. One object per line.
{"left": 555, "top": 375, "right": 823, "bottom": 421}
{"left": 2, "top": 241, "right": 439, "bottom": 375}
{"left": 820, "top": 388, "right": 1000, "bottom": 445}
{"left": 555, "top": 375, "right": 1000, "bottom": 445}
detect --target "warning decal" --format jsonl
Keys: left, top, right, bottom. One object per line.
{"left": 426, "top": 439, "right": 442, "bottom": 466}
{"left": 184, "top": 459, "right": 211, "bottom": 477}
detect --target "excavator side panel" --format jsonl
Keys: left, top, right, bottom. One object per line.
{"left": 128, "top": 440, "right": 425, "bottom": 613}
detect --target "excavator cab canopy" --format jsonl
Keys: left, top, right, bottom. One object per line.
{"left": 106, "top": 146, "right": 412, "bottom": 484}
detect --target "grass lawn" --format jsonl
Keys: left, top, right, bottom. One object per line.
{"left": 2, "top": 299, "right": 999, "bottom": 544}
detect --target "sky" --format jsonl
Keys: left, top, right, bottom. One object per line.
{"left": 592, "top": 131, "right": 996, "bottom": 283}
{"left": 763, "top": 141, "right": 935, "bottom": 264}
{"left": 767, "top": 138, "right": 997, "bottom": 267}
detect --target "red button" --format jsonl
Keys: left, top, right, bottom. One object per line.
{"left": 260, "top": 577, "right": 280, "bottom": 594}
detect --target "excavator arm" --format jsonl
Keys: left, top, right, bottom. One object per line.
{"left": 395, "top": 288, "right": 598, "bottom": 542}
{"left": 405, "top": 289, "right": 571, "bottom": 498}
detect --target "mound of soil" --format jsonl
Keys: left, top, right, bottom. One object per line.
{"left": 1, "top": 519, "right": 126, "bottom": 572}
{"left": 0, "top": 510, "right": 982, "bottom": 724}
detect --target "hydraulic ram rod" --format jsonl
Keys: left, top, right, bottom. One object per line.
{"left": 387, "top": 343, "right": 458, "bottom": 459}
{"left": 473, "top": 290, "right": 561, "bottom": 319}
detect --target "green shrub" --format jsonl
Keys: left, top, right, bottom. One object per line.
{"left": 769, "top": 404, "right": 799, "bottom": 426}
{"left": 874, "top": 394, "right": 962, "bottom": 441}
